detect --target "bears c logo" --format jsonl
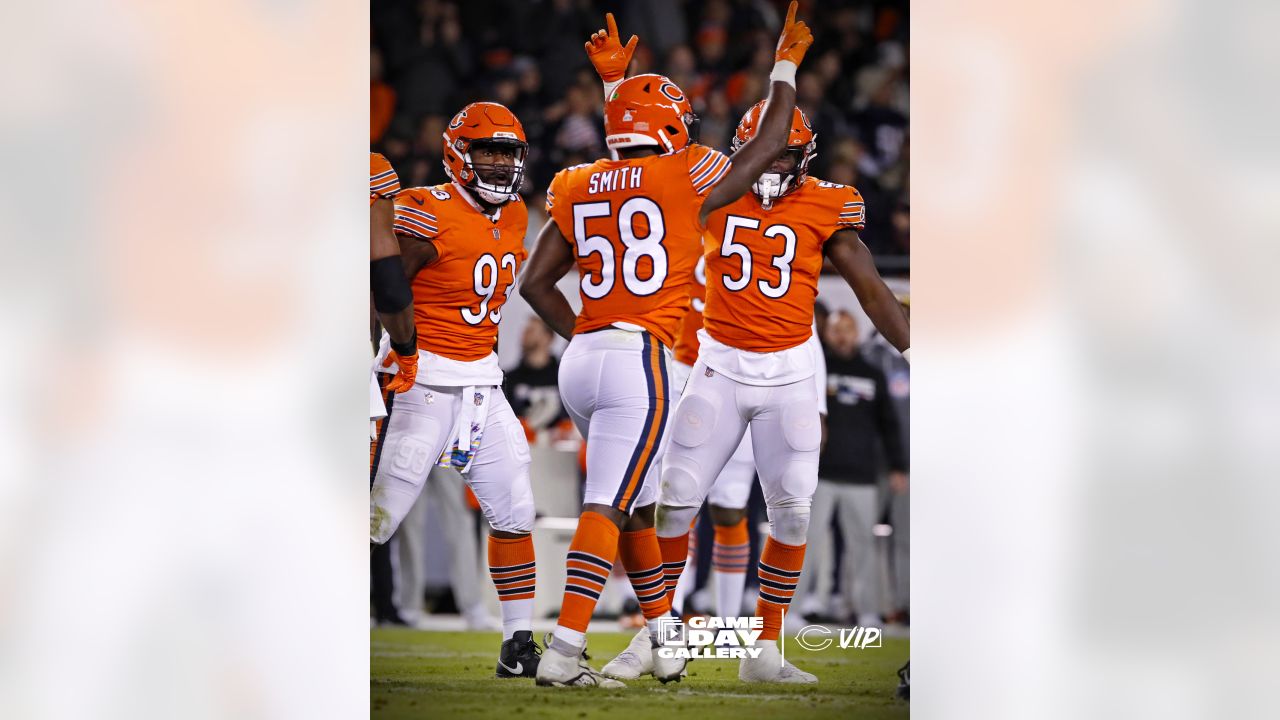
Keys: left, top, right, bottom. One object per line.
{"left": 449, "top": 111, "right": 467, "bottom": 130}
{"left": 658, "top": 82, "right": 685, "bottom": 103}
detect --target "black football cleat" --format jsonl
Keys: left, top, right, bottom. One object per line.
{"left": 496, "top": 630, "right": 542, "bottom": 678}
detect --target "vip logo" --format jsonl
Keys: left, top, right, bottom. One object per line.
{"left": 794, "top": 625, "right": 882, "bottom": 651}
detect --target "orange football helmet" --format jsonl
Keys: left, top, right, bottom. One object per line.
{"left": 442, "top": 102, "right": 529, "bottom": 204}
{"left": 731, "top": 100, "right": 817, "bottom": 208}
{"left": 604, "top": 74, "right": 698, "bottom": 155}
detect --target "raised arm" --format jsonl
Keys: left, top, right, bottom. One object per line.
{"left": 699, "top": 1, "right": 812, "bottom": 223}
{"left": 584, "top": 12, "right": 638, "bottom": 100}
{"left": 519, "top": 220, "right": 578, "bottom": 341}
{"left": 825, "top": 229, "right": 910, "bottom": 356}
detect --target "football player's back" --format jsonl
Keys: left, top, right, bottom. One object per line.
{"left": 547, "top": 139, "right": 731, "bottom": 347}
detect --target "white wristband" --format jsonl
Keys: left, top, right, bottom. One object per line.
{"left": 903, "top": 348, "right": 911, "bottom": 363}
{"left": 602, "top": 78, "right": 623, "bottom": 101}
{"left": 769, "top": 60, "right": 797, "bottom": 88}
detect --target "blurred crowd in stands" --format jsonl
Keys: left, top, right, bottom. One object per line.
{"left": 372, "top": 0, "right": 909, "bottom": 259}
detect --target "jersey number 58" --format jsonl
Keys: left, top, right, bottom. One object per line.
{"left": 572, "top": 199, "right": 668, "bottom": 299}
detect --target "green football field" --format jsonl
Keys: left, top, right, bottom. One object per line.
{"left": 372, "top": 628, "right": 909, "bottom": 719}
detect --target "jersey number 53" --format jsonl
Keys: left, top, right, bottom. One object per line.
{"left": 719, "top": 215, "right": 797, "bottom": 298}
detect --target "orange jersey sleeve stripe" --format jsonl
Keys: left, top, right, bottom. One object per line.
{"left": 396, "top": 206, "right": 439, "bottom": 235}
{"left": 370, "top": 153, "right": 400, "bottom": 197}
{"left": 691, "top": 154, "right": 731, "bottom": 195}
{"left": 612, "top": 335, "right": 669, "bottom": 512}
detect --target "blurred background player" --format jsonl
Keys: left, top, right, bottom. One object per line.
{"left": 651, "top": 96, "right": 910, "bottom": 684}
{"left": 369, "top": 102, "right": 542, "bottom": 678}
{"left": 518, "top": 5, "right": 813, "bottom": 688}
{"left": 792, "top": 310, "right": 906, "bottom": 627}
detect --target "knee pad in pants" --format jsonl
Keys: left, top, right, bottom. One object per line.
{"left": 766, "top": 501, "right": 812, "bottom": 545}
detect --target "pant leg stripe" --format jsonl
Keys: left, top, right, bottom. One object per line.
{"left": 614, "top": 335, "right": 667, "bottom": 512}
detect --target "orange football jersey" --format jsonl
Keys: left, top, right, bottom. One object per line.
{"left": 672, "top": 253, "right": 707, "bottom": 366}
{"left": 703, "top": 177, "right": 866, "bottom": 353}
{"left": 393, "top": 184, "right": 528, "bottom": 361}
{"left": 546, "top": 144, "right": 732, "bottom": 348}
{"left": 370, "top": 152, "right": 400, "bottom": 206}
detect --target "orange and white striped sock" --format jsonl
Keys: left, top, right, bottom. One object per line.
{"left": 552, "top": 511, "right": 620, "bottom": 649}
{"left": 712, "top": 518, "right": 750, "bottom": 618}
{"left": 619, "top": 527, "right": 672, "bottom": 627}
{"left": 488, "top": 534, "right": 536, "bottom": 641}
{"left": 657, "top": 532, "right": 691, "bottom": 607}
{"left": 755, "top": 536, "right": 806, "bottom": 642}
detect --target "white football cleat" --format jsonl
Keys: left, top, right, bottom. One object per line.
{"left": 649, "top": 630, "right": 688, "bottom": 683}
{"left": 535, "top": 641, "right": 626, "bottom": 688}
{"left": 739, "top": 640, "right": 818, "bottom": 684}
{"left": 601, "top": 628, "right": 654, "bottom": 680}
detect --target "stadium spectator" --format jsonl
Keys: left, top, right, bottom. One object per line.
{"left": 371, "top": 47, "right": 396, "bottom": 143}
{"left": 862, "top": 295, "right": 912, "bottom": 622}
{"left": 814, "top": 300, "right": 831, "bottom": 348}
{"left": 794, "top": 311, "right": 907, "bottom": 626}
{"left": 698, "top": 89, "right": 736, "bottom": 153}
{"left": 371, "top": 0, "right": 909, "bottom": 265}
{"left": 503, "top": 319, "right": 568, "bottom": 432}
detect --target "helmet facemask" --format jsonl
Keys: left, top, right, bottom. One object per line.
{"left": 454, "top": 137, "right": 528, "bottom": 204}
{"left": 750, "top": 146, "right": 813, "bottom": 209}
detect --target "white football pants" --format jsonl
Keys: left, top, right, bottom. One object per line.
{"left": 370, "top": 383, "right": 533, "bottom": 544}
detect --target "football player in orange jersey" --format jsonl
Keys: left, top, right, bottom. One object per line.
{"left": 649, "top": 101, "right": 911, "bottom": 684}
{"left": 368, "top": 103, "right": 544, "bottom": 679}
{"left": 518, "top": 4, "right": 814, "bottom": 688}
{"left": 369, "top": 152, "right": 418, "bottom": 420}
{"left": 660, "top": 257, "right": 828, "bottom": 622}
{"left": 600, "top": 251, "right": 829, "bottom": 681}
